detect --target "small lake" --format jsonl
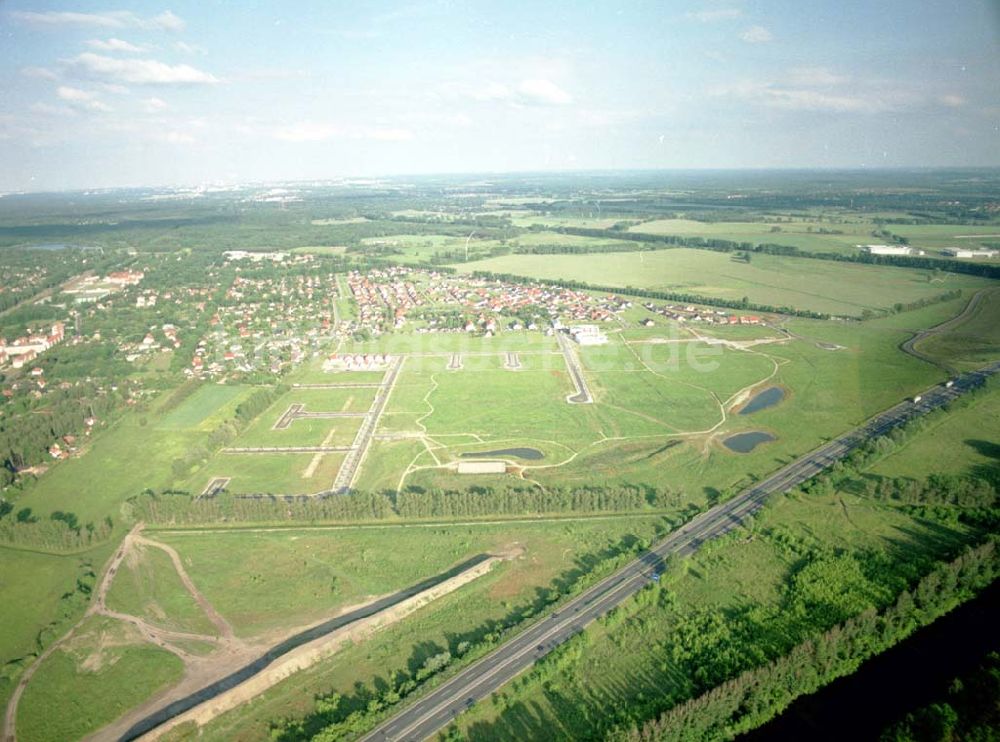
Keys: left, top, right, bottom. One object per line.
{"left": 739, "top": 386, "right": 785, "bottom": 415}
{"left": 461, "top": 447, "right": 545, "bottom": 460}
{"left": 723, "top": 431, "right": 776, "bottom": 453}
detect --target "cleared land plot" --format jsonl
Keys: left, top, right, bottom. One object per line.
{"left": 454, "top": 249, "right": 992, "bottom": 317}
{"left": 234, "top": 389, "right": 371, "bottom": 448}
{"left": 17, "top": 615, "right": 184, "bottom": 742}
{"left": 104, "top": 541, "right": 218, "bottom": 636}
{"left": 187, "top": 451, "right": 348, "bottom": 495}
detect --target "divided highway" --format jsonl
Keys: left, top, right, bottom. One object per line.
{"left": 361, "top": 361, "right": 1000, "bottom": 742}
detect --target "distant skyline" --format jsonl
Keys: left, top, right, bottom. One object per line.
{"left": 2, "top": 0, "right": 999, "bottom": 192}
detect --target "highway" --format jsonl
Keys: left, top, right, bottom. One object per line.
{"left": 359, "top": 360, "right": 1000, "bottom": 742}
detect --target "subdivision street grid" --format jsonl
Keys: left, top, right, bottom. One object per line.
{"left": 359, "top": 360, "right": 1000, "bottom": 742}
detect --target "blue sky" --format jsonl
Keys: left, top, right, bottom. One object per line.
{"left": 1, "top": 0, "right": 998, "bottom": 191}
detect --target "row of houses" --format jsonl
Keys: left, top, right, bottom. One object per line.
{"left": 642, "top": 302, "right": 763, "bottom": 325}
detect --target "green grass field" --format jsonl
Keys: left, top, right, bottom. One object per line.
{"left": 17, "top": 616, "right": 184, "bottom": 742}
{"left": 454, "top": 249, "right": 992, "bottom": 317}
{"left": 913, "top": 288, "right": 1000, "bottom": 371}
{"left": 186, "top": 450, "right": 347, "bottom": 495}
{"left": 104, "top": 541, "right": 217, "bottom": 635}
{"left": 155, "top": 384, "right": 254, "bottom": 431}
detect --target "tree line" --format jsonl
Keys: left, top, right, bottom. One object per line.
{"left": 610, "top": 537, "right": 1000, "bottom": 742}
{"left": 128, "top": 483, "right": 681, "bottom": 525}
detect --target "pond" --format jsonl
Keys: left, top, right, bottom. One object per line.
{"left": 739, "top": 386, "right": 785, "bottom": 415}
{"left": 723, "top": 431, "right": 776, "bottom": 453}
{"left": 460, "top": 447, "right": 545, "bottom": 460}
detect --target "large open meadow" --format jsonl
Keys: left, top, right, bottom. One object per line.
{"left": 454, "top": 249, "right": 993, "bottom": 316}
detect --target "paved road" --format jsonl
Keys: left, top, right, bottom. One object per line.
{"left": 555, "top": 332, "right": 593, "bottom": 404}
{"left": 331, "top": 356, "right": 404, "bottom": 493}
{"left": 360, "top": 361, "right": 1000, "bottom": 742}
{"left": 900, "top": 287, "right": 995, "bottom": 374}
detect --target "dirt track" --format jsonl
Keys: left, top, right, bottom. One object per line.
{"left": 130, "top": 555, "right": 502, "bottom": 740}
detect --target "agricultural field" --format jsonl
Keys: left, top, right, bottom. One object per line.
{"left": 454, "top": 249, "right": 993, "bottom": 317}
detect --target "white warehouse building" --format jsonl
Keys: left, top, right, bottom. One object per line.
{"left": 569, "top": 325, "right": 608, "bottom": 346}
{"left": 941, "top": 247, "right": 998, "bottom": 259}
{"left": 859, "top": 244, "right": 925, "bottom": 257}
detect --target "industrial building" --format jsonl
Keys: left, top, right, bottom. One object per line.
{"left": 858, "top": 244, "right": 925, "bottom": 257}
{"left": 941, "top": 247, "right": 998, "bottom": 259}
{"left": 568, "top": 324, "right": 608, "bottom": 346}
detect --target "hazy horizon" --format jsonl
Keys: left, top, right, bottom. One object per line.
{"left": 3, "top": 0, "right": 999, "bottom": 192}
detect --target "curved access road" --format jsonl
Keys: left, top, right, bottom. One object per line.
{"left": 359, "top": 360, "right": 1000, "bottom": 742}
{"left": 900, "top": 287, "right": 996, "bottom": 373}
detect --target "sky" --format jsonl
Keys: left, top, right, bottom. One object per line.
{"left": 1, "top": 0, "right": 999, "bottom": 191}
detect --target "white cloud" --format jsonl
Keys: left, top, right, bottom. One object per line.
{"left": 144, "top": 97, "right": 169, "bottom": 112}
{"left": 85, "top": 38, "right": 146, "bottom": 53}
{"left": 273, "top": 122, "right": 340, "bottom": 142}
{"left": 516, "top": 79, "right": 572, "bottom": 106}
{"left": 21, "top": 66, "right": 59, "bottom": 80}
{"left": 719, "top": 81, "right": 877, "bottom": 112}
{"left": 174, "top": 41, "right": 206, "bottom": 55}
{"left": 740, "top": 25, "right": 774, "bottom": 43}
{"left": 785, "top": 67, "right": 847, "bottom": 87}
{"left": 10, "top": 9, "right": 185, "bottom": 31}
{"left": 70, "top": 53, "right": 219, "bottom": 85}
{"left": 686, "top": 8, "right": 742, "bottom": 22}
{"left": 940, "top": 94, "right": 966, "bottom": 107}
{"left": 474, "top": 78, "right": 572, "bottom": 107}
{"left": 147, "top": 11, "right": 185, "bottom": 32}
{"left": 56, "top": 86, "right": 112, "bottom": 112}
{"left": 163, "top": 130, "right": 196, "bottom": 144}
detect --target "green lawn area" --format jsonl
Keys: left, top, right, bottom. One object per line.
{"left": 13, "top": 413, "right": 207, "bottom": 524}
{"left": 17, "top": 616, "right": 183, "bottom": 742}
{"left": 155, "top": 383, "right": 254, "bottom": 431}
{"left": 453, "top": 249, "right": 991, "bottom": 317}
{"left": 104, "top": 540, "right": 217, "bottom": 635}
{"left": 868, "top": 383, "right": 1000, "bottom": 482}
